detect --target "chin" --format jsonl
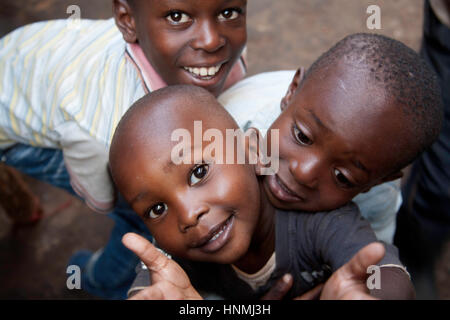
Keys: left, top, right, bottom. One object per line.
{"left": 216, "top": 241, "right": 251, "bottom": 265}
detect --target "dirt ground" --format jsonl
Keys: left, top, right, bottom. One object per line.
{"left": 0, "top": 0, "right": 448, "bottom": 299}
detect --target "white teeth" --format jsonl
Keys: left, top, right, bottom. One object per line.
{"left": 210, "top": 229, "right": 224, "bottom": 242}
{"left": 184, "top": 64, "right": 222, "bottom": 78}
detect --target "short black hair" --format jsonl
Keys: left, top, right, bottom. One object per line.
{"left": 303, "top": 33, "right": 444, "bottom": 171}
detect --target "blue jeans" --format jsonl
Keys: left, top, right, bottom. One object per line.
{"left": 0, "top": 143, "right": 152, "bottom": 299}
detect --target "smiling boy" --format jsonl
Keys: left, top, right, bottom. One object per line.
{"left": 0, "top": 0, "right": 247, "bottom": 298}
{"left": 116, "top": 0, "right": 247, "bottom": 97}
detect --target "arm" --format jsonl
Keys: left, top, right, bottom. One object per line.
{"left": 273, "top": 243, "right": 415, "bottom": 300}
{"left": 309, "top": 204, "right": 415, "bottom": 299}
{"left": 122, "top": 233, "right": 202, "bottom": 300}
{"left": 317, "top": 243, "right": 415, "bottom": 300}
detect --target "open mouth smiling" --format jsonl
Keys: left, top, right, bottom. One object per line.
{"left": 183, "top": 63, "right": 224, "bottom": 80}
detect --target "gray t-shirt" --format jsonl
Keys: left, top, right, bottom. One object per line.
{"left": 129, "top": 202, "right": 402, "bottom": 299}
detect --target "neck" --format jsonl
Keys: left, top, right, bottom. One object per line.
{"left": 233, "top": 179, "right": 276, "bottom": 274}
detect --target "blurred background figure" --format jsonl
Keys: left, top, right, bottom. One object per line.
{"left": 394, "top": 0, "right": 450, "bottom": 300}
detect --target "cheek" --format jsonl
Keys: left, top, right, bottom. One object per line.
{"left": 139, "top": 26, "right": 183, "bottom": 64}
{"left": 145, "top": 38, "right": 179, "bottom": 64}
{"left": 210, "top": 167, "right": 260, "bottom": 215}
{"left": 228, "top": 27, "right": 247, "bottom": 52}
{"left": 147, "top": 220, "right": 182, "bottom": 253}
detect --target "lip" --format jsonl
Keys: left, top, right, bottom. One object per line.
{"left": 266, "top": 174, "right": 304, "bottom": 203}
{"left": 192, "top": 214, "right": 235, "bottom": 254}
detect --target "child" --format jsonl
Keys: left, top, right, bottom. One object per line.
{"left": 110, "top": 84, "right": 417, "bottom": 300}
{"left": 258, "top": 32, "right": 443, "bottom": 215}
{"left": 111, "top": 33, "right": 443, "bottom": 300}
{"left": 0, "top": 0, "right": 247, "bottom": 298}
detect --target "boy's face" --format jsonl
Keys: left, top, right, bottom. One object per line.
{"left": 263, "top": 64, "right": 406, "bottom": 212}
{"left": 115, "top": 0, "right": 247, "bottom": 97}
{"left": 113, "top": 106, "right": 261, "bottom": 264}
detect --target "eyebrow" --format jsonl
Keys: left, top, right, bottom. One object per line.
{"left": 353, "top": 159, "right": 370, "bottom": 174}
{"left": 162, "top": 159, "right": 176, "bottom": 174}
{"left": 129, "top": 157, "right": 178, "bottom": 205}
{"left": 131, "top": 190, "right": 149, "bottom": 206}
{"left": 307, "top": 109, "right": 329, "bottom": 131}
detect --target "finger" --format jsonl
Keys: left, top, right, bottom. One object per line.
{"left": 341, "top": 291, "right": 378, "bottom": 300}
{"left": 261, "top": 274, "right": 293, "bottom": 300}
{"left": 342, "top": 242, "right": 385, "bottom": 280}
{"left": 122, "top": 232, "right": 170, "bottom": 273}
{"left": 128, "top": 286, "right": 165, "bottom": 300}
{"left": 294, "top": 283, "right": 324, "bottom": 300}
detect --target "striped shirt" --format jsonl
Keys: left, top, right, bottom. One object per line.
{"left": 0, "top": 18, "right": 246, "bottom": 212}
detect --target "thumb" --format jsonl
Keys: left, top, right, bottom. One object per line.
{"left": 260, "top": 274, "right": 293, "bottom": 300}
{"left": 122, "top": 232, "right": 170, "bottom": 273}
{"left": 342, "top": 242, "right": 385, "bottom": 280}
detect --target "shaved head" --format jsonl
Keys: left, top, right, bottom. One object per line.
{"left": 109, "top": 85, "right": 240, "bottom": 188}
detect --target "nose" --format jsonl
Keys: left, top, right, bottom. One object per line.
{"left": 191, "top": 20, "right": 225, "bottom": 52}
{"left": 178, "top": 203, "right": 210, "bottom": 232}
{"left": 288, "top": 156, "right": 321, "bottom": 189}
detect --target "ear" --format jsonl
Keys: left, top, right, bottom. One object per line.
{"left": 113, "top": 0, "right": 138, "bottom": 43}
{"left": 280, "top": 67, "right": 305, "bottom": 111}
{"left": 360, "top": 171, "right": 404, "bottom": 193}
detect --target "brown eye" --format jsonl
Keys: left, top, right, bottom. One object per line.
{"left": 334, "top": 169, "right": 354, "bottom": 188}
{"left": 219, "top": 9, "right": 240, "bottom": 21}
{"left": 293, "top": 126, "right": 313, "bottom": 145}
{"left": 166, "top": 11, "right": 190, "bottom": 24}
{"left": 189, "top": 164, "right": 209, "bottom": 186}
{"left": 146, "top": 202, "right": 168, "bottom": 219}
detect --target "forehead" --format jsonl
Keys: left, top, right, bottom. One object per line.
{"left": 298, "top": 62, "right": 403, "bottom": 132}
{"left": 137, "top": 0, "right": 246, "bottom": 11}
{"left": 118, "top": 104, "right": 239, "bottom": 166}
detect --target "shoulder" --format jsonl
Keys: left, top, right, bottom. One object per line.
{"left": 277, "top": 203, "right": 375, "bottom": 255}
{"left": 219, "top": 70, "right": 296, "bottom": 104}
{"left": 0, "top": 18, "right": 124, "bottom": 76}
{"left": 1, "top": 18, "right": 120, "bottom": 45}
{"left": 218, "top": 70, "right": 297, "bottom": 131}
{"left": 280, "top": 202, "right": 364, "bottom": 229}
{"left": 275, "top": 202, "right": 365, "bottom": 251}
